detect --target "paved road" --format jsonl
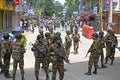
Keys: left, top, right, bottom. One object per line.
{"left": 0, "top": 27, "right": 120, "bottom": 80}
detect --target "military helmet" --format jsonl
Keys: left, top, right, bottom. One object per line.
{"left": 54, "top": 35, "right": 61, "bottom": 41}
{"left": 55, "top": 32, "right": 61, "bottom": 36}
{"left": 15, "top": 33, "right": 22, "bottom": 39}
{"left": 74, "top": 28, "right": 78, "bottom": 31}
{"left": 66, "top": 30, "right": 71, "bottom": 34}
{"left": 99, "top": 31, "right": 104, "bottom": 35}
{"left": 92, "top": 33, "right": 98, "bottom": 38}
{"left": 39, "top": 29, "right": 43, "bottom": 33}
{"left": 37, "top": 34, "right": 43, "bottom": 40}
{"left": 45, "top": 32, "right": 50, "bottom": 37}
{"left": 3, "top": 32, "right": 10, "bottom": 40}
{"left": 107, "top": 29, "right": 112, "bottom": 33}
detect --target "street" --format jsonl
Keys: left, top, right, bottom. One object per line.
{"left": 0, "top": 27, "right": 120, "bottom": 80}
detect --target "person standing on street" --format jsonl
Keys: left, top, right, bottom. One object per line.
{"left": 50, "top": 36, "right": 67, "bottom": 80}
{"left": 64, "top": 30, "right": 72, "bottom": 60}
{"left": 12, "top": 33, "right": 26, "bottom": 80}
{"left": 72, "top": 28, "right": 80, "bottom": 54}
{"left": 85, "top": 33, "right": 100, "bottom": 75}
{"left": 1, "top": 33, "right": 12, "bottom": 78}
{"left": 31, "top": 34, "right": 49, "bottom": 80}
{"left": 98, "top": 31, "right": 107, "bottom": 68}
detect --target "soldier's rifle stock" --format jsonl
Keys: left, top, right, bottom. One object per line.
{"left": 29, "top": 42, "right": 46, "bottom": 57}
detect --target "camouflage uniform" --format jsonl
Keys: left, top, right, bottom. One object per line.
{"left": 12, "top": 33, "right": 26, "bottom": 80}
{"left": 98, "top": 31, "right": 106, "bottom": 68}
{"left": 50, "top": 37, "right": 66, "bottom": 80}
{"left": 64, "top": 30, "right": 72, "bottom": 59}
{"left": 31, "top": 35, "right": 49, "bottom": 80}
{"left": 85, "top": 33, "right": 100, "bottom": 75}
{"left": 1, "top": 33, "right": 12, "bottom": 78}
{"left": 105, "top": 30, "right": 118, "bottom": 65}
{"left": 72, "top": 29, "right": 80, "bottom": 54}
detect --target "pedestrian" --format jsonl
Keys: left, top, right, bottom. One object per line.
{"left": 31, "top": 34, "right": 49, "bottom": 80}
{"left": 64, "top": 30, "right": 72, "bottom": 60}
{"left": 85, "top": 33, "right": 100, "bottom": 75}
{"left": 12, "top": 33, "right": 26, "bottom": 80}
{"left": 98, "top": 31, "right": 107, "bottom": 68}
{"left": 72, "top": 28, "right": 80, "bottom": 54}
{"left": 1, "top": 32, "right": 12, "bottom": 78}
{"left": 49, "top": 36, "right": 67, "bottom": 80}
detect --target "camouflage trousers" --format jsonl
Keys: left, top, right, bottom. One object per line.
{"left": 13, "top": 58, "right": 24, "bottom": 76}
{"left": 88, "top": 54, "right": 99, "bottom": 70}
{"left": 65, "top": 48, "right": 70, "bottom": 59}
{"left": 73, "top": 42, "right": 79, "bottom": 53}
{"left": 3, "top": 53, "right": 11, "bottom": 74}
{"left": 97, "top": 50, "right": 104, "bottom": 65}
{"left": 35, "top": 57, "right": 49, "bottom": 78}
{"left": 0, "top": 56, "right": 3, "bottom": 72}
{"left": 52, "top": 61, "right": 64, "bottom": 80}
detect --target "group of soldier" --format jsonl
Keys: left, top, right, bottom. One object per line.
{"left": 0, "top": 23, "right": 120, "bottom": 80}
{"left": 85, "top": 29, "right": 119, "bottom": 75}
{"left": 0, "top": 32, "right": 26, "bottom": 80}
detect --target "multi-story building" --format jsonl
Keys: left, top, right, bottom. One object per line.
{"left": 0, "top": 0, "right": 21, "bottom": 33}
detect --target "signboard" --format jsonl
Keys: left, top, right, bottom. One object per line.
{"left": 15, "top": 5, "right": 20, "bottom": 12}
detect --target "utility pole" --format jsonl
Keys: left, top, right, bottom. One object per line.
{"left": 108, "top": 0, "right": 113, "bottom": 29}
{"left": 99, "top": 0, "right": 103, "bottom": 31}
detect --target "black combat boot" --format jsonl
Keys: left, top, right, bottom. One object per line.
{"left": 84, "top": 69, "right": 91, "bottom": 75}
{"left": 104, "top": 57, "right": 108, "bottom": 64}
{"left": 46, "top": 74, "right": 49, "bottom": 80}
{"left": 36, "top": 76, "right": 39, "bottom": 80}
{"left": 5, "top": 72, "right": 13, "bottom": 78}
{"left": 0, "top": 69, "right": 4, "bottom": 75}
{"left": 101, "top": 61, "right": 107, "bottom": 68}
{"left": 93, "top": 67, "right": 97, "bottom": 75}
{"left": 110, "top": 60, "right": 113, "bottom": 65}
{"left": 22, "top": 75, "right": 25, "bottom": 80}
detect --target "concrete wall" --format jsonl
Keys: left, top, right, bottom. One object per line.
{"left": 12, "top": 12, "right": 20, "bottom": 28}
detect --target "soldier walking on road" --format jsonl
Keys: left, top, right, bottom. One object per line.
{"left": 98, "top": 31, "right": 107, "bottom": 68}
{"left": 1, "top": 33, "right": 13, "bottom": 78}
{"left": 85, "top": 33, "right": 100, "bottom": 75}
{"left": 72, "top": 28, "right": 80, "bottom": 54}
{"left": 64, "top": 30, "right": 72, "bottom": 60}
{"left": 12, "top": 33, "right": 26, "bottom": 80}
{"left": 50, "top": 36, "right": 67, "bottom": 80}
{"left": 31, "top": 35, "right": 49, "bottom": 80}
{"left": 105, "top": 30, "right": 118, "bottom": 65}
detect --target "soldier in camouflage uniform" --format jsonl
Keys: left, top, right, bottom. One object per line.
{"left": 85, "top": 33, "right": 100, "bottom": 75}
{"left": 38, "top": 29, "right": 44, "bottom": 39}
{"left": 98, "top": 31, "right": 107, "bottom": 68}
{"left": 50, "top": 36, "right": 66, "bottom": 80}
{"left": 49, "top": 27, "right": 55, "bottom": 43}
{"left": 44, "top": 32, "right": 52, "bottom": 70}
{"left": 64, "top": 30, "right": 72, "bottom": 60}
{"left": 72, "top": 28, "right": 80, "bottom": 54}
{"left": 12, "top": 33, "right": 26, "bottom": 80}
{"left": 31, "top": 34, "right": 49, "bottom": 80}
{"left": 105, "top": 30, "right": 118, "bottom": 65}
{"left": 0, "top": 41, "right": 4, "bottom": 74}
{"left": 1, "top": 33, "right": 12, "bottom": 78}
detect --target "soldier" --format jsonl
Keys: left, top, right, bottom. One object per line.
{"left": 44, "top": 32, "right": 52, "bottom": 70}
{"left": 49, "top": 27, "right": 55, "bottom": 43}
{"left": 1, "top": 32, "right": 12, "bottom": 78}
{"left": 105, "top": 30, "right": 118, "bottom": 65}
{"left": 64, "top": 30, "right": 72, "bottom": 60}
{"left": 98, "top": 31, "right": 107, "bottom": 68}
{"left": 50, "top": 36, "right": 67, "bottom": 80}
{"left": 38, "top": 29, "right": 44, "bottom": 39}
{"left": 85, "top": 33, "right": 100, "bottom": 75}
{"left": 0, "top": 41, "right": 4, "bottom": 75}
{"left": 72, "top": 28, "right": 80, "bottom": 54}
{"left": 12, "top": 33, "right": 26, "bottom": 80}
{"left": 31, "top": 34, "right": 49, "bottom": 80}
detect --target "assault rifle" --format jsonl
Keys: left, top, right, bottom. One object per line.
{"left": 56, "top": 54, "right": 71, "bottom": 65}
{"left": 85, "top": 51, "right": 89, "bottom": 59}
{"left": 29, "top": 42, "right": 46, "bottom": 57}
{"left": 111, "top": 40, "right": 120, "bottom": 51}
